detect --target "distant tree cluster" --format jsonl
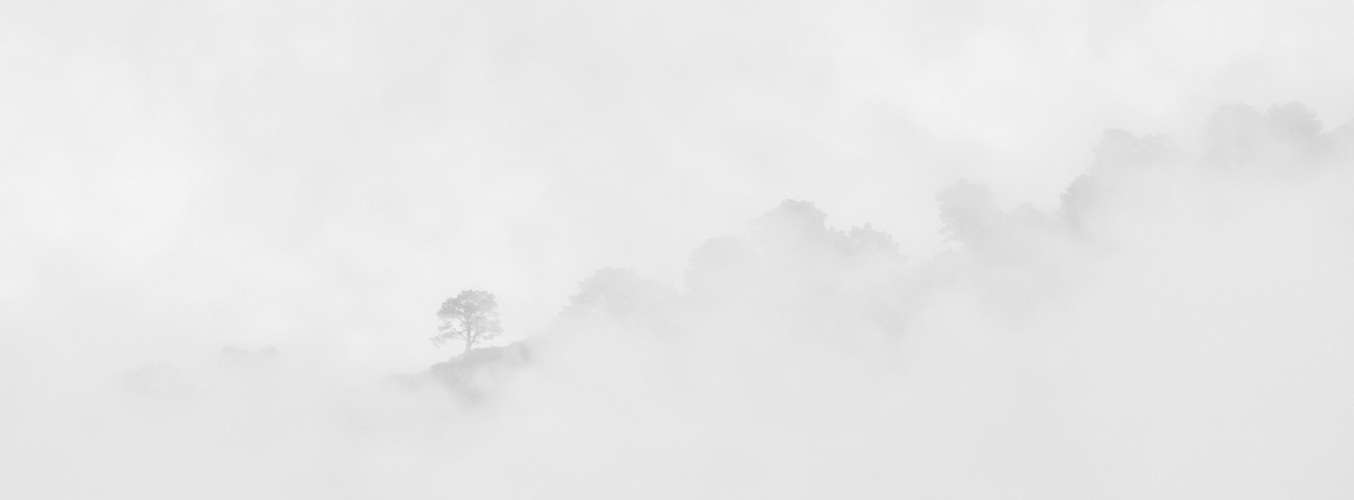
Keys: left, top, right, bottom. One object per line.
{"left": 1203, "top": 102, "right": 1327, "bottom": 169}
{"left": 429, "top": 101, "right": 1354, "bottom": 358}
{"left": 565, "top": 268, "right": 675, "bottom": 321}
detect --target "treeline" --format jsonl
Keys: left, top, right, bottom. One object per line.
{"left": 414, "top": 102, "right": 1354, "bottom": 397}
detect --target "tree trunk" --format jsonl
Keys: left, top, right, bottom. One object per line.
{"left": 463, "top": 321, "right": 476, "bottom": 353}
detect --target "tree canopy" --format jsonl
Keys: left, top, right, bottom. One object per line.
{"left": 433, "top": 290, "right": 504, "bottom": 354}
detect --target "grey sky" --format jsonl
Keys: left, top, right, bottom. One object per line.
{"left": 6, "top": 0, "right": 1352, "bottom": 372}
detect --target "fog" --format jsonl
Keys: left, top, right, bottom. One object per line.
{"left": 3, "top": 0, "right": 1354, "bottom": 497}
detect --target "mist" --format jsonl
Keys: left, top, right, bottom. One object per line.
{"left": 3, "top": 0, "right": 1354, "bottom": 498}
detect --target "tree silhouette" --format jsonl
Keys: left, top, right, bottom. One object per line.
{"left": 433, "top": 290, "right": 503, "bottom": 354}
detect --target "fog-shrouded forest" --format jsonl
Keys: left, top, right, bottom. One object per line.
{"left": 4, "top": 1, "right": 1354, "bottom": 498}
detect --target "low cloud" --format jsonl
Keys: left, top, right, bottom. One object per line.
{"left": 3, "top": 1, "right": 1354, "bottom": 497}
{"left": 7, "top": 104, "right": 1349, "bottom": 498}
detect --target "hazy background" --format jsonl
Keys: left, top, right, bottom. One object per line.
{"left": 3, "top": 0, "right": 1354, "bottom": 497}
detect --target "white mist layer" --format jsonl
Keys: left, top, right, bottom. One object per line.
{"left": 3, "top": 1, "right": 1354, "bottom": 497}
{"left": 6, "top": 141, "right": 1353, "bottom": 498}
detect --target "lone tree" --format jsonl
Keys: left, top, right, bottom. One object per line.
{"left": 433, "top": 290, "right": 504, "bottom": 353}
